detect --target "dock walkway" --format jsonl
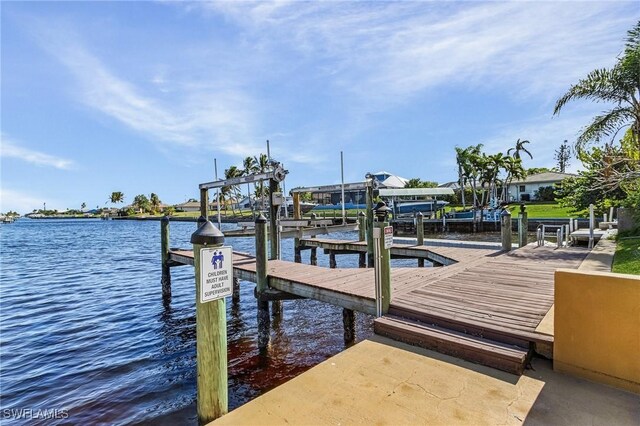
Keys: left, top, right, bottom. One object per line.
{"left": 299, "top": 237, "right": 496, "bottom": 266}
{"left": 169, "top": 242, "right": 589, "bottom": 374}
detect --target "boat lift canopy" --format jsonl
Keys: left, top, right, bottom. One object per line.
{"left": 378, "top": 188, "right": 454, "bottom": 197}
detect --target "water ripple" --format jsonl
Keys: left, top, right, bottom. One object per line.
{"left": 0, "top": 219, "right": 377, "bottom": 424}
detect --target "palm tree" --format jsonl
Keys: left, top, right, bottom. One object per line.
{"left": 460, "top": 144, "right": 484, "bottom": 208}
{"left": 224, "top": 166, "right": 243, "bottom": 216}
{"left": 242, "top": 156, "right": 258, "bottom": 211}
{"left": 109, "top": 191, "right": 124, "bottom": 205}
{"left": 484, "top": 153, "right": 506, "bottom": 204}
{"left": 254, "top": 153, "right": 269, "bottom": 209}
{"left": 455, "top": 147, "right": 469, "bottom": 208}
{"left": 81, "top": 202, "right": 86, "bottom": 212}
{"left": 502, "top": 156, "right": 525, "bottom": 201}
{"left": 554, "top": 22, "right": 640, "bottom": 155}
{"left": 133, "top": 194, "right": 150, "bottom": 213}
{"left": 150, "top": 193, "right": 161, "bottom": 214}
{"left": 507, "top": 139, "right": 532, "bottom": 160}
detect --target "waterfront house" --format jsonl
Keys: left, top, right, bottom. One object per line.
{"left": 174, "top": 201, "right": 201, "bottom": 212}
{"left": 507, "top": 172, "right": 576, "bottom": 202}
{"left": 291, "top": 171, "right": 409, "bottom": 208}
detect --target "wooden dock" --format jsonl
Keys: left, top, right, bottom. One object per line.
{"left": 168, "top": 242, "right": 589, "bottom": 374}
{"left": 299, "top": 238, "right": 497, "bottom": 266}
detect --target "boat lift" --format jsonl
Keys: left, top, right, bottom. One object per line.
{"left": 198, "top": 162, "right": 288, "bottom": 259}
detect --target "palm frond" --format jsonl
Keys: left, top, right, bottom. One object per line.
{"left": 553, "top": 68, "right": 632, "bottom": 115}
{"left": 575, "top": 107, "right": 635, "bottom": 154}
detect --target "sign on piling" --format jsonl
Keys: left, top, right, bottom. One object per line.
{"left": 383, "top": 226, "right": 393, "bottom": 249}
{"left": 200, "top": 246, "right": 234, "bottom": 303}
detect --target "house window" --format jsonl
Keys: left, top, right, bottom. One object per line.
{"left": 519, "top": 185, "right": 526, "bottom": 192}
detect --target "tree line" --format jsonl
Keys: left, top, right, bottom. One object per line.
{"left": 454, "top": 139, "right": 531, "bottom": 209}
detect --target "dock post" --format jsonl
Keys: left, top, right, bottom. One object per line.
{"left": 292, "top": 192, "right": 301, "bottom": 219}
{"left": 161, "top": 215, "right": 171, "bottom": 300}
{"left": 191, "top": 218, "right": 227, "bottom": 423}
{"left": 518, "top": 204, "right": 528, "bottom": 248}
{"left": 500, "top": 210, "right": 512, "bottom": 251}
{"left": 358, "top": 212, "right": 366, "bottom": 268}
{"left": 232, "top": 277, "right": 240, "bottom": 305}
{"left": 269, "top": 179, "right": 280, "bottom": 260}
{"left": 342, "top": 308, "right": 355, "bottom": 344}
{"left": 268, "top": 179, "right": 283, "bottom": 317}
{"left": 365, "top": 177, "right": 375, "bottom": 267}
{"left": 255, "top": 213, "right": 270, "bottom": 350}
{"left": 329, "top": 252, "right": 337, "bottom": 268}
{"left": 416, "top": 212, "right": 424, "bottom": 267}
{"left": 375, "top": 221, "right": 392, "bottom": 314}
{"left": 294, "top": 237, "right": 302, "bottom": 263}
{"left": 310, "top": 248, "right": 317, "bottom": 266}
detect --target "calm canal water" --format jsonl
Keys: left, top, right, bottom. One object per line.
{"left": 1, "top": 219, "right": 382, "bottom": 425}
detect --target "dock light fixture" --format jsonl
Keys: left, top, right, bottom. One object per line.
{"left": 373, "top": 201, "right": 391, "bottom": 222}
{"left": 191, "top": 218, "right": 225, "bottom": 246}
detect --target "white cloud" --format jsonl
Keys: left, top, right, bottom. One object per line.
{"left": 0, "top": 135, "right": 74, "bottom": 170}
{"left": 28, "top": 21, "right": 264, "bottom": 158}
{"left": 0, "top": 188, "right": 53, "bottom": 213}
{"left": 199, "top": 1, "right": 634, "bottom": 103}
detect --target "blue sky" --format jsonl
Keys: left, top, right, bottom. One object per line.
{"left": 1, "top": 1, "right": 637, "bottom": 213}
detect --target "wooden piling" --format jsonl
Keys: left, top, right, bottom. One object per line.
{"left": 376, "top": 221, "right": 392, "bottom": 314}
{"left": 161, "top": 215, "right": 171, "bottom": 299}
{"left": 329, "top": 252, "right": 337, "bottom": 268}
{"left": 232, "top": 277, "right": 240, "bottom": 304}
{"left": 518, "top": 211, "right": 528, "bottom": 248}
{"left": 191, "top": 219, "right": 227, "bottom": 423}
{"left": 294, "top": 237, "right": 302, "bottom": 263}
{"left": 416, "top": 212, "right": 424, "bottom": 267}
{"left": 292, "top": 192, "right": 301, "bottom": 219}
{"left": 310, "top": 247, "right": 318, "bottom": 266}
{"left": 358, "top": 212, "right": 366, "bottom": 268}
{"left": 269, "top": 179, "right": 279, "bottom": 260}
{"left": 200, "top": 188, "right": 209, "bottom": 219}
{"left": 501, "top": 211, "right": 512, "bottom": 251}
{"left": 366, "top": 181, "right": 374, "bottom": 267}
{"left": 342, "top": 308, "right": 355, "bottom": 344}
{"left": 255, "top": 213, "right": 270, "bottom": 350}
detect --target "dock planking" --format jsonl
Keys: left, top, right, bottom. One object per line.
{"left": 168, "top": 242, "right": 590, "bottom": 372}
{"left": 298, "top": 237, "right": 498, "bottom": 266}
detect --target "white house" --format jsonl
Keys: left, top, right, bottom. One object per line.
{"left": 507, "top": 172, "right": 576, "bottom": 202}
{"left": 174, "top": 201, "right": 201, "bottom": 212}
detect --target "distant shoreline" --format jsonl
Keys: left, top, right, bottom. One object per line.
{"left": 26, "top": 215, "right": 243, "bottom": 223}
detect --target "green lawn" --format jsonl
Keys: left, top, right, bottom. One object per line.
{"left": 507, "top": 203, "right": 588, "bottom": 219}
{"left": 612, "top": 237, "right": 640, "bottom": 275}
{"left": 144, "top": 203, "right": 586, "bottom": 220}
{"left": 448, "top": 203, "right": 587, "bottom": 218}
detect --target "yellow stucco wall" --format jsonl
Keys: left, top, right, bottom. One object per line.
{"left": 554, "top": 269, "right": 640, "bottom": 394}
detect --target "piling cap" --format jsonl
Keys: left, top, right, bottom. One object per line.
{"left": 500, "top": 209, "right": 511, "bottom": 217}
{"left": 255, "top": 212, "right": 267, "bottom": 224}
{"left": 358, "top": 211, "right": 365, "bottom": 217}
{"left": 161, "top": 215, "right": 170, "bottom": 223}
{"left": 191, "top": 220, "right": 225, "bottom": 245}
{"left": 416, "top": 211, "right": 423, "bottom": 217}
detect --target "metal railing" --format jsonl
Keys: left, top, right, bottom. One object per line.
{"left": 536, "top": 224, "right": 568, "bottom": 249}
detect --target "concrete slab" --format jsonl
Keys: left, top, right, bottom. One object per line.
{"left": 535, "top": 305, "right": 554, "bottom": 337}
{"left": 579, "top": 237, "right": 616, "bottom": 272}
{"left": 212, "top": 336, "right": 639, "bottom": 425}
